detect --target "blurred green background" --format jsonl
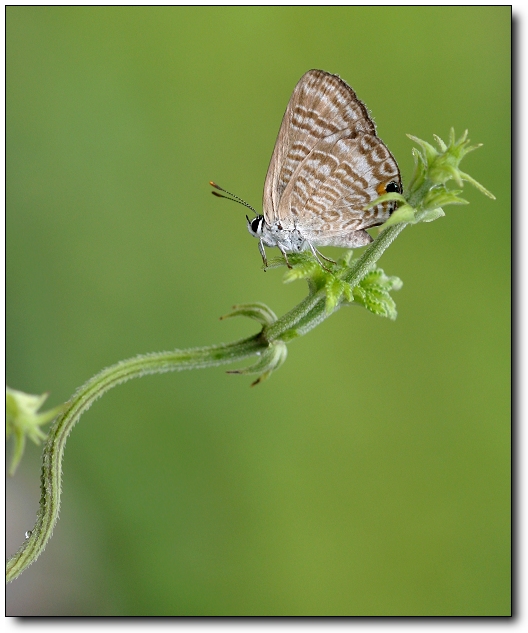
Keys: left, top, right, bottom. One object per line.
{"left": 6, "top": 6, "right": 510, "bottom": 616}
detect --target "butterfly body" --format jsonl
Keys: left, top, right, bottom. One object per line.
{"left": 248, "top": 69, "right": 401, "bottom": 267}
{"left": 247, "top": 213, "right": 373, "bottom": 267}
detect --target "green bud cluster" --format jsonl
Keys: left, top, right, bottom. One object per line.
{"left": 6, "top": 387, "right": 64, "bottom": 476}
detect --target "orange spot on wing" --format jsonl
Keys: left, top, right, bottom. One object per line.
{"left": 376, "top": 182, "right": 387, "bottom": 196}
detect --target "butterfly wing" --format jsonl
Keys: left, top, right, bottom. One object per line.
{"left": 283, "top": 133, "right": 401, "bottom": 235}
{"left": 263, "top": 69, "right": 377, "bottom": 224}
{"left": 263, "top": 70, "right": 400, "bottom": 234}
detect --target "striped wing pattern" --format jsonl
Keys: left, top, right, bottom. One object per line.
{"left": 263, "top": 70, "right": 400, "bottom": 232}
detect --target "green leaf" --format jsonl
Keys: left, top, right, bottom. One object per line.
{"left": 407, "top": 134, "right": 439, "bottom": 166}
{"left": 458, "top": 170, "right": 496, "bottom": 199}
{"left": 337, "top": 249, "right": 355, "bottom": 267}
{"left": 382, "top": 204, "right": 417, "bottom": 228}
{"left": 324, "top": 277, "right": 348, "bottom": 314}
{"left": 420, "top": 208, "right": 446, "bottom": 223}
{"left": 363, "top": 192, "right": 407, "bottom": 211}
{"left": 433, "top": 133, "right": 447, "bottom": 153}
{"left": 283, "top": 258, "right": 319, "bottom": 283}
{"left": 351, "top": 268, "right": 403, "bottom": 320}
{"left": 423, "top": 186, "right": 468, "bottom": 209}
{"left": 407, "top": 147, "right": 427, "bottom": 193}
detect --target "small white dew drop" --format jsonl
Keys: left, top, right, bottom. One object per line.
{"left": 25, "top": 530, "right": 32, "bottom": 539}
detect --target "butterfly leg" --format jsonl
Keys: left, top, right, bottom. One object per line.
{"left": 277, "top": 245, "right": 293, "bottom": 269}
{"left": 314, "top": 247, "right": 336, "bottom": 265}
{"left": 258, "top": 239, "right": 269, "bottom": 269}
{"left": 308, "top": 242, "right": 335, "bottom": 272}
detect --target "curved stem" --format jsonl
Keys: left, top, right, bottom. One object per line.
{"left": 265, "top": 292, "right": 323, "bottom": 341}
{"left": 6, "top": 185, "right": 431, "bottom": 584}
{"left": 8, "top": 130, "right": 491, "bottom": 583}
{"left": 342, "top": 223, "right": 407, "bottom": 287}
{"left": 6, "top": 335, "right": 266, "bottom": 583}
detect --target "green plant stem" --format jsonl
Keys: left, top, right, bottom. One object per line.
{"left": 6, "top": 206, "right": 419, "bottom": 584}
{"left": 6, "top": 187, "right": 432, "bottom": 585}
{"left": 7, "top": 129, "right": 493, "bottom": 584}
{"left": 264, "top": 182, "right": 433, "bottom": 342}
{"left": 266, "top": 222, "right": 409, "bottom": 341}
{"left": 6, "top": 335, "right": 266, "bottom": 583}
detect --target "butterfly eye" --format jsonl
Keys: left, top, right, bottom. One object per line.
{"left": 250, "top": 217, "right": 262, "bottom": 234}
{"left": 385, "top": 181, "right": 401, "bottom": 194}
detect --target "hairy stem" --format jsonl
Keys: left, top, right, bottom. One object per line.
{"left": 6, "top": 335, "right": 266, "bottom": 583}
{"left": 265, "top": 222, "right": 409, "bottom": 341}
{"left": 7, "top": 130, "right": 492, "bottom": 583}
{"left": 264, "top": 181, "right": 433, "bottom": 342}
{"left": 5, "top": 190, "right": 430, "bottom": 584}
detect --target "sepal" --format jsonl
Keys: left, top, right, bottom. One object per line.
{"left": 220, "top": 302, "right": 278, "bottom": 327}
{"left": 226, "top": 341, "right": 287, "bottom": 386}
{"left": 408, "top": 129, "right": 495, "bottom": 199}
{"left": 6, "top": 387, "right": 64, "bottom": 476}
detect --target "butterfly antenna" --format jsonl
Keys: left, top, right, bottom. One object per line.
{"left": 209, "top": 181, "right": 257, "bottom": 215}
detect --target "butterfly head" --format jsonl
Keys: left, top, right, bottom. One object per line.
{"left": 246, "top": 214, "right": 265, "bottom": 238}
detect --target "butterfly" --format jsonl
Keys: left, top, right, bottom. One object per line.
{"left": 212, "top": 69, "right": 401, "bottom": 269}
